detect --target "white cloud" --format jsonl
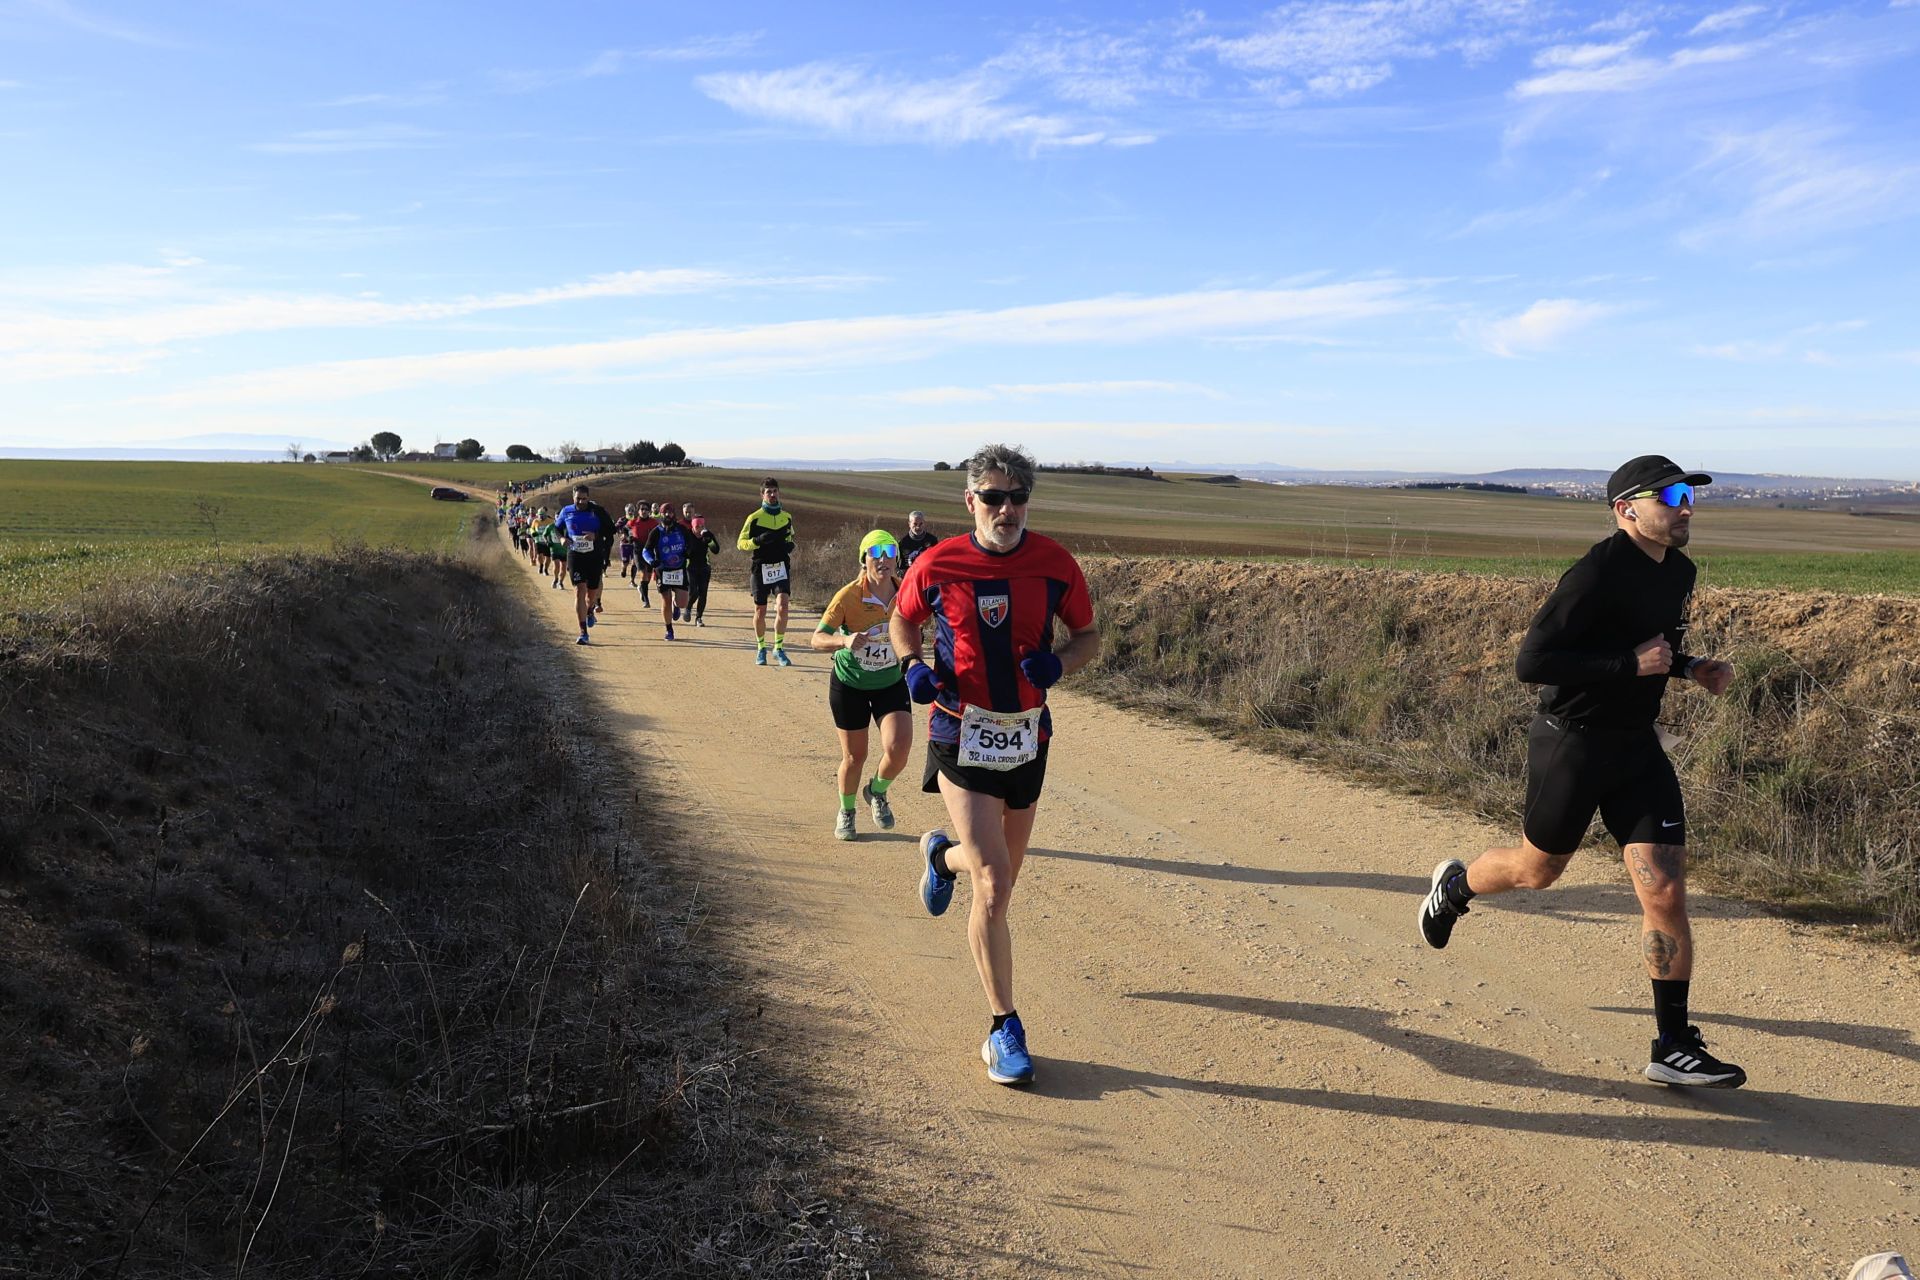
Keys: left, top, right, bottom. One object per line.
{"left": 136, "top": 280, "right": 1422, "bottom": 406}
{"left": 1532, "top": 34, "right": 1649, "bottom": 69}
{"left": 698, "top": 61, "right": 1115, "bottom": 148}
{"left": 493, "top": 32, "right": 764, "bottom": 92}
{"left": 1690, "top": 5, "right": 1768, "bottom": 36}
{"left": 883, "top": 380, "right": 1223, "bottom": 405}
{"left": 987, "top": 28, "right": 1207, "bottom": 109}
{"left": 250, "top": 123, "right": 440, "bottom": 154}
{"left": 316, "top": 84, "right": 449, "bottom": 109}
{"left": 1204, "top": 0, "right": 1537, "bottom": 99}
{"left": 0, "top": 265, "right": 873, "bottom": 376}
{"left": 1682, "top": 123, "right": 1920, "bottom": 243}
{"left": 1465, "top": 298, "right": 1619, "bottom": 357}
{"left": 1514, "top": 39, "right": 1762, "bottom": 96}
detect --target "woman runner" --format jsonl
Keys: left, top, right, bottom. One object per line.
{"left": 812, "top": 529, "right": 914, "bottom": 841}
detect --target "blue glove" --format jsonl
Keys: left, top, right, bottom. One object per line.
{"left": 1020, "top": 652, "right": 1063, "bottom": 689}
{"left": 905, "top": 661, "right": 941, "bottom": 704}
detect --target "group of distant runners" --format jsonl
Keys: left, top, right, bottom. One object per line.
{"left": 501, "top": 447, "right": 1747, "bottom": 1096}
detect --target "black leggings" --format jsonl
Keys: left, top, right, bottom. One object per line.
{"left": 687, "top": 563, "right": 712, "bottom": 619}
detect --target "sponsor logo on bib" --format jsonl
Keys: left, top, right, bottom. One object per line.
{"left": 977, "top": 593, "right": 1009, "bottom": 628}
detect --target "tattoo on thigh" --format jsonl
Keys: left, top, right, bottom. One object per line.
{"left": 1630, "top": 848, "right": 1657, "bottom": 887}
{"left": 1650, "top": 844, "right": 1685, "bottom": 879}
{"left": 1644, "top": 929, "right": 1679, "bottom": 977}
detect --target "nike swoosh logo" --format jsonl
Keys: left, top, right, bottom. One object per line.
{"left": 1662, "top": 820, "right": 1681, "bottom": 828}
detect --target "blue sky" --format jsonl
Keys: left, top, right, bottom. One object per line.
{"left": 3, "top": 0, "right": 1918, "bottom": 475}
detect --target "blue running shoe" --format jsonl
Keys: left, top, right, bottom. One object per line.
{"left": 575, "top": 632, "right": 589, "bottom": 645}
{"left": 982, "top": 1014, "right": 1034, "bottom": 1086}
{"left": 585, "top": 612, "right": 596, "bottom": 628}
{"left": 755, "top": 647, "right": 768, "bottom": 666}
{"left": 664, "top": 627, "right": 675, "bottom": 641}
{"left": 774, "top": 647, "right": 792, "bottom": 668}
{"left": 672, "top": 607, "right": 682, "bottom": 621}
{"left": 919, "top": 830, "right": 955, "bottom": 916}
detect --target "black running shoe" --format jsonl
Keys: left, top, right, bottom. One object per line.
{"left": 1645, "top": 1025, "right": 1746, "bottom": 1088}
{"left": 1418, "top": 858, "right": 1469, "bottom": 949}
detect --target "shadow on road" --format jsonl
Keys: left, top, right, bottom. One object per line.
{"left": 1593, "top": 1006, "right": 1920, "bottom": 1067}
{"left": 1028, "top": 847, "right": 1638, "bottom": 920}
{"left": 1016, "top": 992, "right": 1918, "bottom": 1167}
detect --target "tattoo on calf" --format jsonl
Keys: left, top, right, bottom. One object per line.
{"left": 1644, "top": 929, "right": 1679, "bottom": 977}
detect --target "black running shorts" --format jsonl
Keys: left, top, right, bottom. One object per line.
{"left": 1521, "top": 714, "right": 1685, "bottom": 855}
{"left": 923, "top": 739, "right": 1049, "bottom": 811}
{"left": 567, "top": 554, "right": 604, "bottom": 589}
{"left": 749, "top": 561, "right": 792, "bottom": 604}
{"left": 829, "top": 674, "right": 911, "bottom": 731}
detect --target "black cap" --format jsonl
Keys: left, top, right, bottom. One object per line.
{"left": 1606, "top": 455, "right": 1711, "bottom": 504}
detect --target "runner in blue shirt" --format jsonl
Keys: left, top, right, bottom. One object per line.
{"left": 554, "top": 483, "right": 613, "bottom": 645}
{"left": 641, "top": 505, "right": 693, "bottom": 641}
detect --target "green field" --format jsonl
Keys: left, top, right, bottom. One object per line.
{"left": 0, "top": 461, "right": 479, "bottom": 615}
{"left": 574, "top": 467, "right": 1920, "bottom": 595}
{"left": 5, "top": 461, "right": 1920, "bottom": 618}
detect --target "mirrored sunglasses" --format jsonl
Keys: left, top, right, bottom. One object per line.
{"left": 1634, "top": 482, "right": 1696, "bottom": 508}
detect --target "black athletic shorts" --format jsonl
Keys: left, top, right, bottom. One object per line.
{"left": 829, "top": 674, "right": 911, "bottom": 731}
{"left": 749, "top": 561, "right": 792, "bottom": 605}
{"left": 923, "top": 739, "right": 1049, "bottom": 811}
{"left": 1521, "top": 714, "right": 1685, "bottom": 855}
{"left": 567, "top": 554, "right": 604, "bottom": 589}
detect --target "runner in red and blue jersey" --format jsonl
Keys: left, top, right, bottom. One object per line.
{"left": 891, "top": 443, "right": 1100, "bottom": 1087}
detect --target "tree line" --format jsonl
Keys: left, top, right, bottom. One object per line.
{"left": 288, "top": 434, "right": 691, "bottom": 465}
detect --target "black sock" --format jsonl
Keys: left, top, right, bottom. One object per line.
{"left": 931, "top": 843, "right": 953, "bottom": 879}
{"left": 1444, "top": 868, "right": 1476, "bottom": 910}
{"left": 991, "top": 1010, "right": 1016, "bottom": 1032}
{"left": 1652, "top": 979, "right": 1690, "bottom": 1042}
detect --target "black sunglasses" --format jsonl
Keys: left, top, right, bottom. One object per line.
{"left": 971, "top": 487, "right": 1031, "bottom": 508}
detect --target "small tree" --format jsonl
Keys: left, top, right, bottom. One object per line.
{"left": 625, "top": 439, "right": 660, "bottom": 466}
{"left": 555, "top": 439, "right": 581, "bottom": 463}
{"left": 302, "top": 452, "right": 316, "bottom": 463}
{"left": 285, "top": 441, "right": 303, "bottom": 462}
{"left": 505, "top": 443, "right": 536, "bottom": 461}
{"left": 351, "top": 443, "right": 375, "bottom": 462}
{"left": 455, "top": 438, "right": 484, "bottom": 461}
{"left": 659, "top": 441, "right": 686, "bottom": 465}
{"left": 932, "top": 460, "right": 951, "bottom": 471}
{"left": 370, "top": 430, "right": 403, "bottom": 461}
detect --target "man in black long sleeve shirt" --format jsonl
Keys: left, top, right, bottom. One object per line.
{"left": 1418, "top": 455, "right": 1745, "bottom": 1088}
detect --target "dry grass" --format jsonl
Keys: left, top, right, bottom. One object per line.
{"left": 1086, "top": 557, "right": 1920, "bottom": 942}
{"left": 0, "top": 524, "right": 882, "bottom": 1278}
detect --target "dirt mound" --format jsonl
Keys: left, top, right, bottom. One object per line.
{"left": 0, "top": 549, "right": 878, "bottom": 1277}
{"left": 1089, "top": 556, "right": 1920, "bottom": 938}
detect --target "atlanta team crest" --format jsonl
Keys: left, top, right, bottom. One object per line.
{"left": 977, "top": 593, "right": 1009, "bottom": 627}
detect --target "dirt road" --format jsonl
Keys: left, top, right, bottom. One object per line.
{"left": 509, "top": 548, "right": 1919, "bottom": 1279}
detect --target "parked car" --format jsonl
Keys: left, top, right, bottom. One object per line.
{"left": 429, "top": 487, "right": 468, "bottom": 502}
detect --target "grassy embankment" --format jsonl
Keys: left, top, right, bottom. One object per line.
{"left": 580, "top": 467, "right": 1920, "bottom": 596}
{"left": 0, "top": 461, "right": 477, "bottom": 616}
{"left": 1086, "top": 559, "right": 1920, "bottom": 942}
{"left": 0, "top": 508, "right": 879, "bottom": 1274}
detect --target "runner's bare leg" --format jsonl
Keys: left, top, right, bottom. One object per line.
{"left": 936, "top": 778, "right": 1038, "bottom": 1015}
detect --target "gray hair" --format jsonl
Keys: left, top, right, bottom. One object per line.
{"left": 964, "top": 443, "right": 1036, "bottom": 492}
{"left": 907, "top": 509, "right": 925, "bottom": 521}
